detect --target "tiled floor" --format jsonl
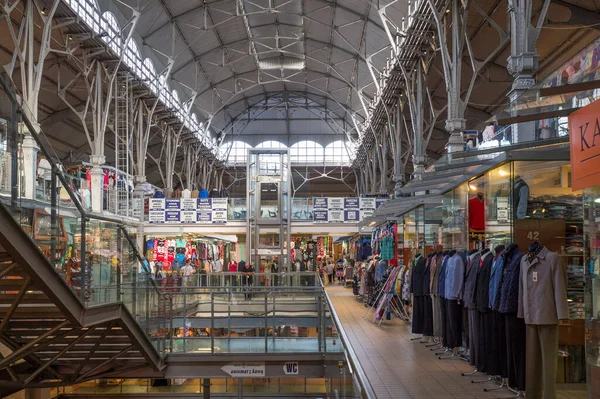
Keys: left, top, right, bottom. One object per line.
{"left": 326, "top": 285, "right": 586, "bottom": 399}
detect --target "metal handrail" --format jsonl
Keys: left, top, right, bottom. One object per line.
{"left": 320, "top": 278, "right": 377, "bottom": 399}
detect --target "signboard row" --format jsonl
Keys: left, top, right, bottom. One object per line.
{"left": 312, "top": 197, "right": 387, "bottom": 223}
{"left": 148, "top": 198, "right": 228, "bottom": 224}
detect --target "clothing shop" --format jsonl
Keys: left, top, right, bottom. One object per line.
{"left": 143, "top": 234, "right": 237, "bottom": 287}
{"left": 362, "top": 142, "right": 585, "bottom": 396}
{"left": 568, "top": 96, "right": 600, "bottom": 397}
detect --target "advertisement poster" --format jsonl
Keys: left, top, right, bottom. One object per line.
{"left": 328, "top": 198, "right": 344, "bottom": 210}
{"left": 344, "top": 209, "right": 360, "bottom": 223}
{"left": 313, "top": 197, "right": 328, "bottom": 209}
{"left": 313, "top": 210, "right": 328, "bottom": 223}
{"left": 344, "top": 197, "right": 359, "bottom": 209}
{"left": 328, "top": 210, "right": 344, "bottom": 222}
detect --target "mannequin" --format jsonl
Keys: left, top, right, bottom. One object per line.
{"left": 444, "top": 250, "right": 464, "bottom": 348}
{"left": 475, "top": 248, "right": 494, "bottom": 374}
{"left": 488, "top": 245, "right": 508, "bottom": 380}
{"left": 518, "top": 242, "right": 569, "bottom": 399}
{"left": 498, "top": 243, "right": 526, "bottom": 391}
{"left": 430, "top": 252, "right": 444, "bottom": 339}
{"left": 468, "top": 192, "right": 485, "bottom": 230}
{"left": 513, "top": 176, "right": 529, "bottom": 220}
{"left": 463, "top": 249, "right": 481, "bottom": 369}
{"left": 411, "top": 253, "right": 427, "bottom": 334}
{"left": 421, "top": 254, "right": 434, "bottom": 337}
{"left": 437, "top": 251, "right": 451, "bottom": 347}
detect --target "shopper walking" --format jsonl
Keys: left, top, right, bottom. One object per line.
{"left": 326, "top": 260, "right": 335, "bottom": 284}
{"left": 336, "top": 258, "right": 344, "bottom": 284}
{"left": 242, "top": 262, "right": 255, "bottom": 300}
{"left": 180, "top": 260, "right": 195, "bottom": 287}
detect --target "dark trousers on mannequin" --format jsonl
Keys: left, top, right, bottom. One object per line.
{"left": 467, "top": 308, "right": 479, "bottom": 368}
{"left": 505, "top": 313, "right": 526, "bottom": 391}
{"left": 526, "top": 324, "right": 558, "bottom": 399}
{"left": 440, "top": 298, "right": 449, "bottom": 347}
{"left": 489, "top": 311, "right": 507, "bottom": 377}
{"left": 446, "top": 299, "right": 462, "bottom": 348}
{"left": 423, "top": 296, "right": 433, "bottom": 336}
{"left": 477, "top": 311, "right": 491, "bottom": 373}
{"left": 433, "top": 295, "right": 444, "bottom": 338}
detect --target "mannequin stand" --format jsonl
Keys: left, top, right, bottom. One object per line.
{"left": 410, "top": 335, "right": 423, "bottom": 341}
{"left": 484, "top": 376, "right": 505, "bottom": 391}
{"left": 439, "top": 348, "right": 459, "bottom": 360}
{"left": 435, "top": 347, "right": 449, "bottom": 355}
{"left": 461, "top": 368, "right": 477, "bottom": 376}
{"left": 498, "top": 388, "right": 524, "bottom": 399}
{"left": 472, "top": 375, "right": 492, "bottom": 384}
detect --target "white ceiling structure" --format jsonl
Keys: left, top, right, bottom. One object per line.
{"left": 114, "top": 0, "right": 408, "bottom": 150}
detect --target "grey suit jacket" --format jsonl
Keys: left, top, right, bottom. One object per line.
{"left": 517, "top": 247, "right": 569, "bottom": 325}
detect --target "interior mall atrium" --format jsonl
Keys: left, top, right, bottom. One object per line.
{"left": 1, "top": 0, "right": 600, "bottom": 398}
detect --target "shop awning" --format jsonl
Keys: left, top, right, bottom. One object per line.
{"left": 359, "top": 195, "right": 442, "bottom": 228}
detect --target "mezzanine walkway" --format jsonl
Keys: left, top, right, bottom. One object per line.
{"left": 325, "top": 285, "right": 585, "bottom": 399}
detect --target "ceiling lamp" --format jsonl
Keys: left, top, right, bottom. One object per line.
{"left": 259, "top": 57, "right": 305, "bottom": 71}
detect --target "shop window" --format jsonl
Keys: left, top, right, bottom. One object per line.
{"left": 512, "top": 160, "right": 585, "bottom": 383}
{"left": 441, "top": 184, "right": 468, "bottom": 251}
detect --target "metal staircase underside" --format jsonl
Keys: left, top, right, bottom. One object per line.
{"left": 0, "top": 205, "right": 163, "bottom": 396}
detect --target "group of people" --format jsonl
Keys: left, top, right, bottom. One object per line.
{"left": 321, "top": 256, "right": 351, "bottom": 285}
{"left": 153, "top": 259, "right": 256, "bottom": 299}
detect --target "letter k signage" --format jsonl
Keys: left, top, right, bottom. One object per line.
{"left": 569, "top": 99, "right": 600, "bottom": 191}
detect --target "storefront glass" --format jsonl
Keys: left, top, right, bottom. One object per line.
{"left": 584, "top": 187, "right": 600, "bottom": 395}
{"left": 512, "top": 160, "right": 585, "bottom": 384}
{"left": 424, "top": 203, "right": 443, "bottom": 256}
{"left": 468, "top": 165, "right": 513, "bottom": 250}
{"left": 403, "top": 208, "right": 424, "bottom": 264}
{"left": 441, "top": 184, "right": 468, "bottom": 251}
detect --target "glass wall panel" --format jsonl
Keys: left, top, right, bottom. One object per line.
{"left": 442, "top": 184, "right": 468, "bottom": 251}
{"left": 467, "top": 165, "right": 513, "bottom": 251}
{"left": 584, "top": 187, "right": 600, "bottom": 396}
{"left": 513, "top": 160, "right": 585, "bottom": 384}
{"left": 424, "top": 204, "right": 443, "bottom": 256}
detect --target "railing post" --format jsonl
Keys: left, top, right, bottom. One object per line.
{"left": 116, "top": 227, "right": 122, "bottom": 302}
{"left": 80, "top": 217, "right": 87, "bottom": 303}
{"left": 272, "top": 295, "right": 276, "bottom": 346}
{"left": 169, "top": 296, "right": 174, "bottom": 353}
{"left": 318, "top": 293, "right": 323, "bottom": 353}
{"left": 9, "top": 103, "right": 18, "bottom": 211}
{"left": 210, "top": 294, "right": 215, "bottom": 353}
{"left": 322, "top": 293, "right": 327, "bottom": 353}
{"left": 264, "top": 294, "right": 268, "bottom": 353}
{"left": 50, "top": 169, "right": 57, "bottom": 265}
{"left": 183, "top": 288, "right": 187, "bottom": 352}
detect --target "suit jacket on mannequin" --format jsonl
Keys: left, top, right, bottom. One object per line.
{"left": 463, "top": 252, "right": 481, "bottom": 309}
{"left": 476, "top": 250, "right": 494, "bottom": 313}
{"left": 517, "top": 246, "right": 569, "bottom": 324}
{"left": 411, "top": 255, "right": 426, "bottom": 296}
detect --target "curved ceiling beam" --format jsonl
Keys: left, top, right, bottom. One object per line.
{"left": 218, "top": 91, "right": 348, "bottom": 122}
{"left": 219, "top": 92, "right": 350, "bottom": 133}
{"left": 170, "top": 29, "right": 369, "bottom": 77}
{"left": 205, "top": 80, "right": 362, "bottom": 143}
{"left": 142, "top": 0, "right": 386, "bottom": 41}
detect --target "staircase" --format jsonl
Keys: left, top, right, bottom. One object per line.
{"left": 0, "top": 204, "right": 162, "bottom": 397}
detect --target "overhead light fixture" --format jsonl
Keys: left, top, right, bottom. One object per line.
{"left": 594, "top": 198, "right": 600, "bottom": 204}
{"left": 41, "top": 7, "right": 47, "bottom": 15}
{"left": 259, "top": 57, "right": 305, "bottom": 71}
{"left": 499, "top": 169, "right": 509, "bottom": 177}
{"left": 469, "top": 184, "right": 477, "bottom": 191}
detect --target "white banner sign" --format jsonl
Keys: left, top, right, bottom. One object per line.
{"left": 221, "top": 362, "right": 265, "bottom": 378}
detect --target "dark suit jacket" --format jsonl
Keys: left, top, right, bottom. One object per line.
{"left": 411, "top": 255, "right": 427, "bottom": 297}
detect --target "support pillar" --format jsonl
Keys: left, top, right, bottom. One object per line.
{"left": 133, "top": 175, "right": 146, "bottom": 221}
{"left": 20, "top": 126, "right": 39, "bottom": 200}
{"left": 506, "top": 0, "right": 551, "bottom": 143}
{"left": 89, "top": 155, "right": 106, "bottom": 213}
{"left": 202, "top": 378, "right": 211, "bottom": 399}
{"left": 445, "top": 118, "right": 466, "bottom": 155}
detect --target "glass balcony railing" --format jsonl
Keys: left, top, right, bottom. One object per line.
{"left": 226, "top": 197, "right": 314, "bottom": 221}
